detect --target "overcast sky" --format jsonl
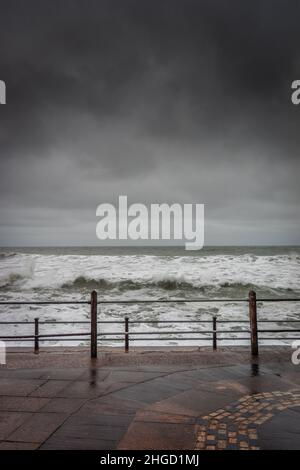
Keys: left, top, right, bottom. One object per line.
{"left": 0, "top": 0, "right": 299, "bottom": 246}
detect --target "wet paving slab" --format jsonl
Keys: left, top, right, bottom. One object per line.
{"left": 0, "top": 347, "right": 299, "bottom": 450}
{"left": 258, "top": 406, "right": 300, "bottom": 449}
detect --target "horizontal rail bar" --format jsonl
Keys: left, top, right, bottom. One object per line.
{"left": 0, "top": 321, "right": 37, "bottom": 324}
{"left": 99, "top": 298, "right": 300, "bottom": 303}
{"left": 0, "top": 319, "right": 299, "bottom": 325}
{"left": 0, "top": 299, "right": 246, "bottom": 305}
{"left": 0, "top": 332, "right": 90, "bottom": 339}
{"left": 258, "top": 329, "right": 300, "bottom": 333}
{"left": 2, "top": 298, "right": 300, "bottom": 306}
{"left": 258, "top": 320, "right": 300, "bottom": 323}
{"left": 0, "top": 301, "right": 90, "bottom": 305}
{"left": 110, "top": 337, "right": 249, "bottom": 341}
{"left": 257, "top": 298, "right": 300, "bottom": 302}
{"left": 3, "top": 338, "right": 90, "bottom": 342}
{"left": 0, "top": 321, "right": 91, "bottom": 325}
{"left": 128, "top": 320, "right": 215, "bottom": 324}
{"left": 5, "top": 336, "right": 299, "bottom": 343}
{"left": 127, "top": 320, "right": 249, "bottom": 324}
{"left": 257, "top": 337, "right": 300, "bottom": 340}
{"left": 0, "top": 320, "right": 242, "bottom": 324}
{"left": 97, "top": 299, "right": 249, "bottom": 303}
{"left": 3, "top": 334, "right": 294, "bottom": 341}
{"left": 3, "top": 335, "right": 299, "bottom": 341}
{"left": 96, "top": 330, "right": 250, "bottom": 335}
{"left": 38, "top": 332, "right": 90, "bottom": 338}
{"left": 0, "top": 335, "right": 36, "bottom": 339}
{"left": 97, "top": 331, "right": 214, "bottom": 336}
{"left": 1, "top": 337, "right": 216, "bottom": 342}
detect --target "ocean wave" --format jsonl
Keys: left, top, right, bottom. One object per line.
{"left": 61, "top": 274, "right": 193, "bottom": 292}
{"left": 58, "top": 274, "right": 296, "bottom": 297}
{"left": 0, "top": 273, "right": 25, "bottom": 288}
{"left": 0, "top": 252, "right": 17, "bottom": 259}
{"left": 0, "top": 259, "right": 35, "bottom": 288}
{"left": 1, "top": 250, "right": 299, "bottom": 295}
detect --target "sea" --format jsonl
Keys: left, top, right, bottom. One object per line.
{"left": 0, "top": 246, "right": 299, "bottom": 346}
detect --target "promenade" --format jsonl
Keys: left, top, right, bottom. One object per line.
{"left": 0, "top": 347, "right": 299, "bottom": 450}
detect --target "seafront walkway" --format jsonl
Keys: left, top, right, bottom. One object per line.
{"left": 0, "top": 347, "right": 299, "bottom": 450}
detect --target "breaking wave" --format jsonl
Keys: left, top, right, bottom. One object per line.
{"left": 61, "top": 274, "right": 194, "bottom": 292}
{"left": 0, "top": 249, "right": 299, "bottom": 298}
{"left": 0, "top": 252, "right": 17, "bottom": 259}
{"left": 0, "top": 259, "right": 35, "bottom": 288}
{"left": 59, "top": 275, "right": 295, "bottom": 297}
{"left": 0, "top": 273, "right": 25, "bottom": 288}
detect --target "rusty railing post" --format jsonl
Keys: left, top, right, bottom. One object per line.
{"left": 90, "top": 290, "right": 98, "bottom": 359}
{"left": 125, "top": 317, "right": 129, "bottom": 353}
{"left": 249, "top": 290, "right": 258, "bottom": 356}
{"left": 34, "top": 317, "right": 39, "bottom": 354}
{"left": 213, "top": 316, "right": 217, "bottom": 350}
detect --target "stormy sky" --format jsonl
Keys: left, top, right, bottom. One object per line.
{"left": 0, "top": 0, "right": 299, "bottom": 246}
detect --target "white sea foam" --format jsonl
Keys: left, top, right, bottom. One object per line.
{"left": 0, "top": 248, "right": 299, "bottom": 346}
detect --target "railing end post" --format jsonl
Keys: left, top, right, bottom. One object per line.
{"left": 125, "top": 317, "right": 129, "bottom": 353}
{"left": 34, "top": 317, "right": 39, "bottom": 354}
{"left": 213, "top": 316, "right": 217, "bottom": 351}
{"left": 90, "top": 290, "right": 98, "bottom": 359}
{"left": 249, "top": 290, "right": 258, "bottom": 357}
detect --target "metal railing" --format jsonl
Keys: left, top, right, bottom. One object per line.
{"left": 0, "top": 290, "right": 300, "bottom": 358}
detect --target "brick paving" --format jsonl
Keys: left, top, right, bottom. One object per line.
{"left": 195, "top": 390, "right": 300, "bottom": 450}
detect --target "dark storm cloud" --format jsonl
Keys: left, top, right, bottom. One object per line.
{"left": 0, "top": 0, "right": 300, "bottom": 245}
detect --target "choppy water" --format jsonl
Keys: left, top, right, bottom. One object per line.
{"left": 1, "top": 246, "right": 300, "bottom": 346}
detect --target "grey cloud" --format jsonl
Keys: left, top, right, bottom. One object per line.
{"left": 0, "top": 0, "right": 299, "bottom": 245}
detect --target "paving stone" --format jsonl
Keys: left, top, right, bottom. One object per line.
{"left": 41, "top": 413, "right": 132, "bottom": 449}
{"left": 7, "top": 412, "right": 68, "bottom": 443}
{"left": 0, "top": 378, "right": 45, "bottom": 396}
{"left": 195, "top": 379, "right": 248, "bottom": 397}
{"left": 148, "top": 388, "right": 238, "bottom": 417}
{"left": 279, "top": 371, "right": 300, "bottom": 386}
{"left": 118, "top": 421, "right": 196, "bottom": 450}
{"left": 112, "top": 379, "right": 184, "bottom": 404}
{"left": 103, "top": 370, "right": 162, "bottom": 383}
{"left": 77, "top": 395, "right": 147, "bottom": 416}
{"left": 29, "top": 380, "right": 70, "bottom": 398}
{"left": 40, "top": 437, "right": 117, "bottom": 450}
{"left": 0, "top": 369, "right": 46, "bottom": 379}
{"left": 57, "top": 380, "right": 132, "bottom": 398}
{"left": 237, "top": 375, "right": 297, "bottom": 394}
{"left": 72, "top": 368, "right": 111, "bottom": 382}
{"left": 182, "top": 367, "right": 242, "bottom": 382}
{"left": 51, "top": 421, "right": 128, "bottom": 441}
{"left": 0, "top": 441, "right": 40, "bottom": 450}
{"left": 134, "top": 410, "right": 196, "bottom": 424}
{"left": 0, "top": 396, "right": 49, "bottom": 412}
{"left": 40, "top": 397, "right": 86, "bottom": 413}
{"left": 37, "top": 368, "right": 89, "bottom": 381}
{"left": 0, "top": 411, "right": 32, "bottom": 440}
{"left": 258, "top": 406, "right": 300, "bottom": 450}
{"left": 66, "top": 414, "right": 134, "bottom": 428}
